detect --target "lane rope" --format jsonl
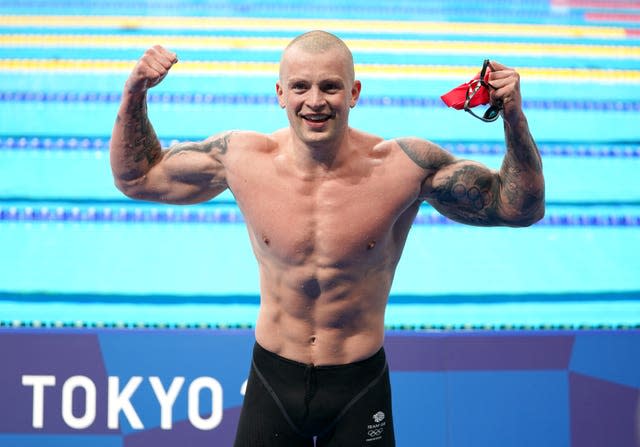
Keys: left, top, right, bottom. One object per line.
{"left": 0, "top": 205, "right": 638, "bottom": 226}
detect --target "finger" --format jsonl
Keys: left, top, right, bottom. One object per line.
{"left": 487, "top": 60, "right": 508, "bottom": 71}
{"left": 489, "top": 81, "right": 522, "bottom": 109}
{"left": 163, "top": 48, "right": 179, "bottom": 65}
{"left": 486, "top": 75, "right": 514, "bottom": 90}
{"left": 152, "top": 45, "right": 179, "bottom": 67}
{"left": 145, "top": 46, "right": 176, "bottom": 71}
{"left": 488, "top": 71, "right": 516, "bottom": 83}
{"left": 144, "top": 57, "right": 169, "bottom": 77}
{"left": 487, "top": 70, "right": 520, "bottom": 97}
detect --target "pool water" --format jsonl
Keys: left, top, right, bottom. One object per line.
{"left": 1, "top": 0, "right": 639, "bottom": 329}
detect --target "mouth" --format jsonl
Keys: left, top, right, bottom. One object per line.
{"left": 301, "top": 113, "right": 334, "bottom": 126}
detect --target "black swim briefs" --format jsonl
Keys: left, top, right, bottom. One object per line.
{"left": 233, "top": 342, "right": 395, "bottom": 447}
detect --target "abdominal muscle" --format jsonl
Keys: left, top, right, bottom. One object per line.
{"left": 254, "top": 261, "right": 392, "bottom": 366}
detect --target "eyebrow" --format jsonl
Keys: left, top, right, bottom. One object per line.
{"left": 286, "top": 77, "right": 345, "bottom": 86}
{"left": 287, "top": 78, "right": 308, "bottom": 86}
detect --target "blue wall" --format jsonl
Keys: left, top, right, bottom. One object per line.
{"left": 1, "top": 328, "right": 639, "bottom": 447}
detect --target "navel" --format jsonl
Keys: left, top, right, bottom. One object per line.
{"left": 302, "top": 277, "right": 321, "bottom": 299}
{"left": 262, "top": 234, "right": 270, "bottom": 246}
{"left": 367, "top": 240, "right": 377, "bottom": 250}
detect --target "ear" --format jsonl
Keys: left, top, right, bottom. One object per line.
{"left": 275, "top": 81, "right": 286, "bottom": 108}
{"left": 350, "top": 80, "right": 362, "bottom": 108}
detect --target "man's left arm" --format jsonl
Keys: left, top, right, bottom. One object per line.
{"left": 488, "top": 60, "right": 545, "bottom": 226}
{"left": 409, "top": 61, "right": 544, "bottom": 227}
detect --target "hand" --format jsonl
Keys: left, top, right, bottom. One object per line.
{"left": 487, "top": 61, "right": 523, "bottom": 122}
{"left": 125, "top": 45, "right": 178, "bottom": 94}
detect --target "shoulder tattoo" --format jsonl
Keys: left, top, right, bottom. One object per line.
{"left": 395, "top": 137, "right": 450, "bottom": 171}
{"left": 166, "top": 131, "right": 234, "bottom": 159}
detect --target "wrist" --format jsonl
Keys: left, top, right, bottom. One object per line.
{"left": 123, "top": 78, "right": 149, "bottom": 98}
{"left": 502, "top": 105, "right": 528, "bottom": 130}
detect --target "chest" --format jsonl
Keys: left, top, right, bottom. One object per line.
{"left": 227, "top": 157, "right": 421, "bottom": 265}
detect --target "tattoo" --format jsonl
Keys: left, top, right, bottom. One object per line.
{"left": 501, "top": 120, "right": 545, "bottom": 222}
{"left": 166, "top": 132, "right": 233, "bottom": 159}
{"left": 122, "top": 99, "right": 161, "bottom": 166}
{"left": 433, "top": 162, "right": 499, "bottom": 224}
{"left": 396, "top": 131, "right": 543, "bottom": 226}
{"left": 501, "top": 159, "right": 544, "bottom": 219}
{"left": 505, "top": 126, "right": 542, "bottom": 173}
{"left": 396, "top": 138, "right": 448, "bottom": 170}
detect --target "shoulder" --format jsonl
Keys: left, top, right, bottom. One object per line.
{"left": 205, "top": 130, "right": 278, "bottom": 156}
{"left": 384, "top": 136, "right": 456, "bottom": 171}
{"left": 350, "top": 128, "right": 384, "bottom": 146}
{"left": 225, "top": 129, "right": 275, "bottom": 146}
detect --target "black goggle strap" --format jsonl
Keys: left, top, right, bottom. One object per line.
{"left": 464, "top": 59, "right": 502, "bottom": 122}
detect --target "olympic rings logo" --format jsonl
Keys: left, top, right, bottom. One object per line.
{"left": 368, "top": 428, "right": 384, "bottom": 437}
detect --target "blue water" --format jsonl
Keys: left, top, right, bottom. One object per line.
{"left": 1, "top": 0, "right": 639, "bottom": 328}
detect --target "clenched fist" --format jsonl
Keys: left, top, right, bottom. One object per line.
{"left": 486, "top": 61, "right": 524, "bottom": 123}
{"left": 125, "top": 45, "right": 178, "bottom": 94}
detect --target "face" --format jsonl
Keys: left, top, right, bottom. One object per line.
{"left": 276, "top": 46, "right": 361, "bottom": 149}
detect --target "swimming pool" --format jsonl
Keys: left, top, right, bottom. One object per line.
{"left": 1, "top": 0, "right": 639, "bottom": 329}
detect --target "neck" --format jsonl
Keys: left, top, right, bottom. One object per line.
{"left": 290, "top": 128, "right": 351, "bottom": 172}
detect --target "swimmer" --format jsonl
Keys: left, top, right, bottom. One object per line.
{"left": 110, "top": 31, "right": 544, "bottom": 446}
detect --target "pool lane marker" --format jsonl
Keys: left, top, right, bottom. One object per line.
{"left": 1, "top": 136, "right": 639, "bottom": 157}
{"left": 2, "top": 59, "right": 640, "bottom": 82}
{"left": 2, "top": 34, "right": 639, "bottom": 59}
{"left": 0, "top": 15, "right": 632, "bottom": 40}
{"left": 1, "top": 319, "right": 638, "bottom": 331}
{"left": 0, "top": 205, "right": 638, "bottom": 227}
{"left": 2, "top": 91, "right": 639, "bottom": 113}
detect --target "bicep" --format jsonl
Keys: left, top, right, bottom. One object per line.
{"left": 423, "top": 159, "right": 503, "bottom": 226}
{"left": 129, "top": 134, "right": 230, "bottom": 204}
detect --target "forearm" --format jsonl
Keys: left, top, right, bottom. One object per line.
{"left": 110, "top": 88, "right": 163, "bottom": 187}
{"left": 498, "top": 112, "right": 545, "bottom": 225}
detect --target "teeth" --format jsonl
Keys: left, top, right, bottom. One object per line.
{"left": 304, "top": 115, "right": 329, "bottom": 121}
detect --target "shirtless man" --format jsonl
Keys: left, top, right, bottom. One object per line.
{"left": 110, "top": 31, "right": 544, "bottom": 447}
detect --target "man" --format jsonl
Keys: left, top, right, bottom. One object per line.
{"left": 110, "top": 31, "right": 544, "bottom": 447}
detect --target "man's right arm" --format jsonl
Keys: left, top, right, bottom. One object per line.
{"left": 110, "top": 45, "right": 228, "bottom": 204}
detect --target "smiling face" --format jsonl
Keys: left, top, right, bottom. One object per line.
{"left": 276, "top": 32, "right": 361, "bottom": 151}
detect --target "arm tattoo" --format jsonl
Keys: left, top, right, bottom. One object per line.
{"left": 166, "top": 131, "right": 233, "bottom": 159}
{"left": 505, "top": 126, "right": 542, "bottom": 173}
{"left": 396, "top": 138, "right": 498, "bottom": 223}
{"left": 432, "top": 162, "right": 500, "bottom": 225}
{"left": 396, "top": 138, "right": 448, "bottom": 170}
{"left": 121, "top": 99, "right": 161, "bottom": 166}
{"left": 500, "top": 121, "right": 545, "bottom": 223}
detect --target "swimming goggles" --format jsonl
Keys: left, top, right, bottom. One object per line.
{"left": 463, "top": 59, "right": 503, "bottom": 122}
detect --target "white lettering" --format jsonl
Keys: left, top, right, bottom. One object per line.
{"left": 240, "top": 379, "right": 247, "bottom": 396}
{"left": 188, "top": 377, "right": 223, "bottom": 430}
{"left": 61, "top": 375, "right": 96, "bottom": 429}
{"left": 108, "top": 376, "right": 143, "bottom": 430}
{"left": 149, "top": 376, "right": 185, "bottom": 429}
{"left": 22, "top": 375, "right": 56, "bottom": 429}
{"left": 22, "top": 375, "right": 226, "bottom": 431}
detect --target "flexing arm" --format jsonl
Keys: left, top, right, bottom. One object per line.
{"left": 398, "top": 61, "right": 544, "bottom": 227}
{"left": 110, "top": 45, "right": 228, "bottom": 204}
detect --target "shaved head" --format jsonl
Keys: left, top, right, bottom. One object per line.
{"left": 280, "top": 30, "right": 355, "bottom": 82}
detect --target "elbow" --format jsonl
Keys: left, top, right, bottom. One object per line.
{"left": 113, "top": 177, "right": 133, "bottom": 197}
{"left": 113, "top": 178, "right": 129, "bottom": 196}
{"left": 533, "top": 202, "right": 546, "bottom": 224}
{"left": 519, "top": 205, "right": 545, "bottom": 227}
{"left": 113, "top": 176, "right": 147, "bottom": 200}
{"left": 508, "top": 182, "right": 546, "bottom": 227}
{"left": 508, "top": 199, "right": 545, "bottom": 227}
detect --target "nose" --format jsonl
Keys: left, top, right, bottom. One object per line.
{"left": 306, "top": 86, "right": 326, "bottom": 110}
